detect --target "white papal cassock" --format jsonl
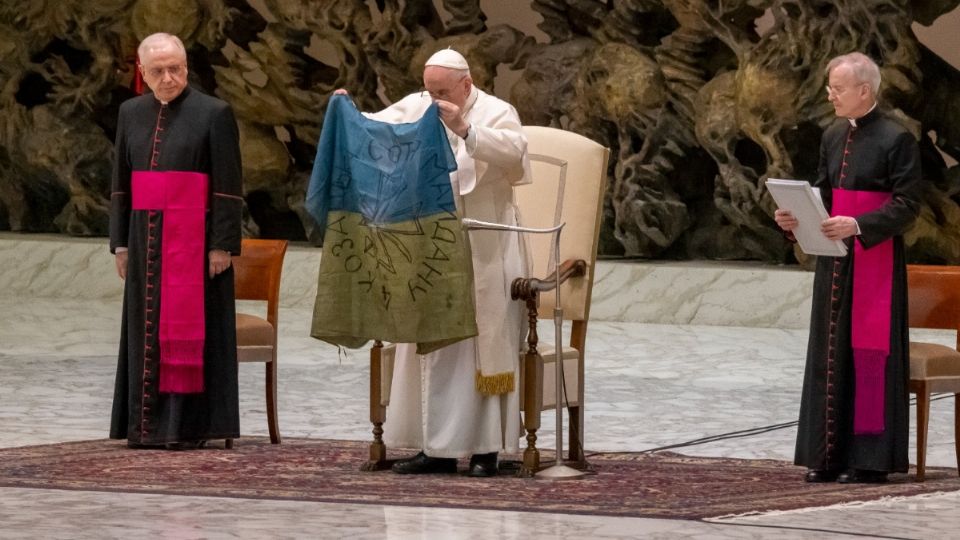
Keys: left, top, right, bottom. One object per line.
{"left": 365, "top": 85, "right": 532, "bottom": 458}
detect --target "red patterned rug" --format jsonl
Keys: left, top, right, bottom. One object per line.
{"left": 1, "top": 437, "right": 957, "bottom": 520}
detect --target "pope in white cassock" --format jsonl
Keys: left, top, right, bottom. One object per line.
{"left": 337, "top": 48, "right": 531, "bottom": 477}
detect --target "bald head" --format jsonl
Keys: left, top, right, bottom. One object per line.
{"left": 825, "top": 52, "right": 880, "bottom": 119}
{"left": 826, "top": 52, "right": 881, "bottom": 94}
{"left": 138, "top": 33, "right": 189, "bottom": 103}
{"left": 138, "top": 33, "right": 187, "bottom": 64}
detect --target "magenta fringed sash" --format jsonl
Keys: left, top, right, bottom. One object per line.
{"left": 132, "top": 171, "right": 209, "bottom": 394}
{"left": 832, "top": 188, "right": 893, "bottom": 435}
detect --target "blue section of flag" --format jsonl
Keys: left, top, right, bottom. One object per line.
{"left": 306, "top": 94, "right": 458, "bottom": 235}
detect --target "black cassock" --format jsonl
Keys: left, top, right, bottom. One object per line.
{"left": 794, "top": 108, "right": 922, "bottom": 473}
{"left": 109, "top": 86, "right": 243, "bottom": 445}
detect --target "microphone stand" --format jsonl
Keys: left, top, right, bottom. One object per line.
{"left": 462, "top": 218, "right": 585, "bottom": 479}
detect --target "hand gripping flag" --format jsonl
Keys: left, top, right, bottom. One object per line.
{"left": 306, "top": 94, "right": 478, "bottom": 353}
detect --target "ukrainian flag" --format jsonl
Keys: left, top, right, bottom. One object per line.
{"left": 306, "top": 95, "right": 478, "bottom": 353}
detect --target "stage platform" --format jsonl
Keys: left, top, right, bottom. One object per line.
{"left": 1, "top": 233, "right": 958, "bottom": 539}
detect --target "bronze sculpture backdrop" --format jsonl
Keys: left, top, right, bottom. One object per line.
{"left": 1, "top": 0, "right": 958, "bottom": 262}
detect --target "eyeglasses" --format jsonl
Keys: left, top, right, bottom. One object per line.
{"left": 825, "top": 82, "right": 867, "bottom": 97}
{"left": 421, "top": 87, "right": 459, "bottom": 101}
{"left": 143, "top": 65, "right": 186, "bottom": 79}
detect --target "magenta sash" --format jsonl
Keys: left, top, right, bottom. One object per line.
{"left": 132, "top": 171, "right": 209, "bottom": 394}
{"left": 831, "top": 188, "right": 893, "bottom": 435}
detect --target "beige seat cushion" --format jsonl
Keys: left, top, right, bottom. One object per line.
{"left": 236, "top": 313, "right": 275, "bottom": 347}
{"left": 379, "top": 344, "right": 396, "bottom": 407}
{"left": 519, "top": 346, "right": 581, "bottom": 410}
{"left": 909, "top": 341, "right": 960, "bottom": 379}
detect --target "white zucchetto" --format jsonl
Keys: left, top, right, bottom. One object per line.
{"left": 424, "top": 48, "right": 470, "bottom": 70}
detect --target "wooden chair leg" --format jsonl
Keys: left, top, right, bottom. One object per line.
{"left": 266, "top": 357, "right": 281, "bottom": 444}
{"left": 568, "top": 405, "right": 584, "bottom": 463}
{"left": 955, "top": 392, "right": 960, "bottom": 477}
{"left": 516, "top": 292, "right": 544, "bottom": 478}
{"left": 362, "top": 341, "right": 389, "bottom": 471}
{"left": 519, "top": 350, "right": 543, "bottom": 478}
{"left": 569, "top": 324, "right": 587, "bottom": 466}
{"left": 916, "top": 384, "right": 930, "bottom": 482}
{"left": 225, "top": 438, "right": 234, "bottom": 449}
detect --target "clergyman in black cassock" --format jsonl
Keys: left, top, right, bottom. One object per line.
{"left": 776, "top": 53, "right": 921, "bottom": 483}
{"left": 108, "top": 33, "right": 243, "bottom": 448}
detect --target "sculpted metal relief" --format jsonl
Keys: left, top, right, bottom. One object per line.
{"left": 1, "top": 0, "right": 958, "bottom": 261}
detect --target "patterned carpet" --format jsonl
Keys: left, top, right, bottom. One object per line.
{"left": 1, "top": 437, "right": 958, "bottom": 520}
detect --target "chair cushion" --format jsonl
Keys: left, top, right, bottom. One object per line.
{"left": 536, "top": 344, "right": 581, "bottom": 361}
{"left": 236, "top": 313, "right": 274, "bottom": 347}
{"left": 379, "top": 343, "right": 396, "bottom": 407}
{"left": 518, "top": 346, "right": 581, "bottom": 410}
{"left": 909, "top": 341, "right": 960, "bottom": 379}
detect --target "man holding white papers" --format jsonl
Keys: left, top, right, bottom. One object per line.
{"left": 774, "top": 53, "right": 921, "bottom": 484}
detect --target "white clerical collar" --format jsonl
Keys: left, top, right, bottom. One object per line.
{"left": 462, "top": 86, "right": 479, "bottom": 115}
{"left": 848, "top": 102, "right": 877, "bottom": 127}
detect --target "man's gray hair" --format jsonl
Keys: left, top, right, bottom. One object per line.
{"left": 826, "top": 52, "right": 881, "bottom": 94}
{"left": 138, "top": 33, "right": 187, "bottom": 62}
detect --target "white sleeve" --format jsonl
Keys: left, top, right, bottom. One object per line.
{"left": 464, "top": 123, "right": 478, "bottom": 153}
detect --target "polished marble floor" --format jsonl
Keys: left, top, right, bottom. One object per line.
{"left": 1, "top": 237, "right": 959, "bottom": 538}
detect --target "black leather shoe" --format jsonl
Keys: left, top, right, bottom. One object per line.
{"left": 804, "top": 469, "right": 841, "bottom": 482}
{"left": 837, "top": 469, "right": 888, "bottom": 484}
{"left": 127, "top": 441, "right": 163, "bottom": 449}
{"left": 164, "top": 440, "right": 207, "bottom": 451}
{"left": 467, "top": 452, "right": 498, "bottom": 478}
{"left": 391, "top": 452, "right": 457, "bottom": 474}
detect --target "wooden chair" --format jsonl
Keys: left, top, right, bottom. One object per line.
{"left": 231, "top": 238, "right": 288, "bottom": 447}
{"left": 511, "top": 126, "right": 610, "bottom": 476}
{"left": 906, "top": 264, "right": 960, "bottom": 481}
{"left": 361, "top": 128, "right": 609, "bottom": 475}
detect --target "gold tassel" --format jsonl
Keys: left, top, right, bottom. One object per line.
{"left": 475, "top": 371, "right": 515, "bottom": 396}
